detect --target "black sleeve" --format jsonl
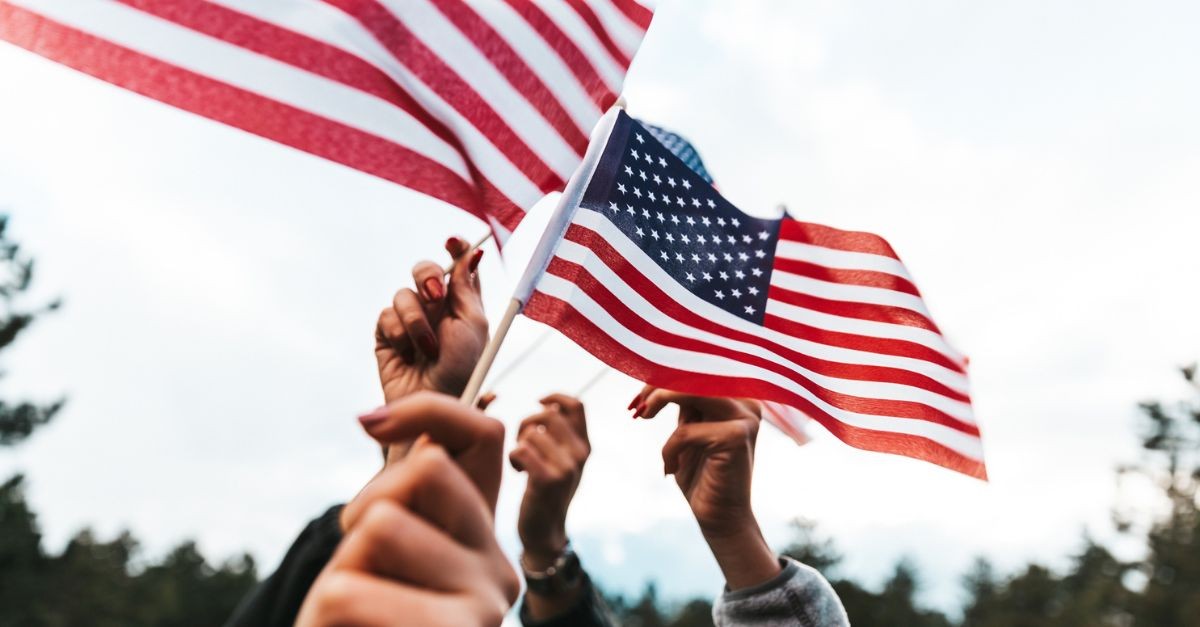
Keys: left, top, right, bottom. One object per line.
{"left": 518, "top": 574, "right": 617, "bottom": 627}
{"left": 224, "top": 505, "right": 344, "bottom": 627}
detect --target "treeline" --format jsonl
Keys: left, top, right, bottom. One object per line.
{"left": 1, "top": 217, "right": 1197, "bottom": 626}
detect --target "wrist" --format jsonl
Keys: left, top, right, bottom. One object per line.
{"left": 520, "top": 531, "right": 569, "bottom": 570}
{"left": 701, "top": 516, "right": 781, "bottom": 591}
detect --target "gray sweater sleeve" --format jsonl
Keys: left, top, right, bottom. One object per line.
{"left": 712, "top": 557, "right": 850, "bottom": 627}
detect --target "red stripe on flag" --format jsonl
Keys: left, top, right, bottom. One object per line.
{"left": 763, "top": 313, "right": 964, "bottom": 375}
{"left": 323, "top": 0, "right": 567, "bottom": 194}
{"left": 525, "top": 291, "right": 987, "bottom": 480}
{"left": 0, "top": 3, "right": 489, "bottom": 222}
{"left": 772, "top": 257, "right": 922, "bottom": 297}
{"left": 545, "top": 256, "right": 979, "bottom": 435}
{"left": 428, "top": 0, "right": 589, "bottom": 155}
{"left": 564, "top": 0, "right": 631, "bottom": 68}
{"left": 604, "top": 0, "right": 654, "bottom": 30}
{"left": 563, "top": 223, "right": 971, "bottom": 391}
{"left": 768, "top": 284, "right": 943, "bottom": 335}
{"left": 502, "top": 0, "right": 617, "bottom": 110}
{"left": 779, "top": 219, "right": 902, "bottom": 260}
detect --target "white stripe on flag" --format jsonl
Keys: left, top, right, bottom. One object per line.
{"left": 770, "top": 269, "right": 937, "bottom": 321}
{"left": 774, "top": 239, "right": 916, "bottom": 283}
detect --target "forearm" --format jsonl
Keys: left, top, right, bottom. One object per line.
{"left": 521, "top": 550, "right": 586, "bottom": 621}
{"left": 701, "top": 517, "right": 782, "bottom": 591}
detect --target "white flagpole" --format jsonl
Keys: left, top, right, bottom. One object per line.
{"left": 459, "top": 105, "right": 624, "bottom": 405}
{"left": 442, "top": 232, "right": 493, "bottom": 276}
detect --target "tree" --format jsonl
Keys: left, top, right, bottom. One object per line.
{"left": 0, "top": 216, "right": 257, "bottom": 626}
{"left": 1126, "top": 365, "right": 1200, "bottom": 626}
{"left": 0, "top": 215, "right": 62, "bottom": 445}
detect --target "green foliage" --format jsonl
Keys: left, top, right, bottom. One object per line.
{"left": 0, "top": 215, "right": 63, "bottom": 446}
{"left": 1127, "top": 365, "right": 1200, "bottom": 627}
{"left": 606, "top": 583, "right": 715, "bottom": 627}
{"left": 0, "top": 218, "right": 256, "bottom": 625}
{"left": 0, "top": 475, "right": 258, "bottom": 627}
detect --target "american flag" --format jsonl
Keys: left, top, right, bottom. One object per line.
{"left": 523, "top": 111, "right": 984, "bottom": 479}
{"left": 0, "top": 0, "right": 652, "bottom": 241}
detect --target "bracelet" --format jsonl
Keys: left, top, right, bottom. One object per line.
{"left": 521, "top": 543, "right": 583, "bottom": 596}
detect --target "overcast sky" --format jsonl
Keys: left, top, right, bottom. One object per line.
{"left": 2, "top": 0, "right": 1199, "bottom": 615}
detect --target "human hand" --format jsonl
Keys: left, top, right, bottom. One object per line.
{"left": 509, "top": 394, "right": 590, "bottom": 566}
{"left": 354, "top": 391, "right": 507, "bottom": 515}
{"left": 375, "top": 237, "right": 487, "bottom": 404}
{"left": 296, "top": 440, "right": 519, "bottom": 626}
{"left": 632, "top": 386, "right": 781, "bottom": 590}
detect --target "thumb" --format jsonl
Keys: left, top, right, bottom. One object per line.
{"left": 447, "top": 242, "right": 486, "bottom": 323}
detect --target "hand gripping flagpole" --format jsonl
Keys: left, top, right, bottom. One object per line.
{"left": 459, "top": 105, "right": 623, "bottom": 405}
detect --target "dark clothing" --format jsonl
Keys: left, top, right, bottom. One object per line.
{"left": 519, "top": 574, "right": 614, "bottom": 627}
{"left": 224, "top": 506, "right": 343, "bottom": 627}
{"left": 224, "top": 505, "right": 612, "bottom": 627}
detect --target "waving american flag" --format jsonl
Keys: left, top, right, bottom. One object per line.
{"left": 522, "top": 111, "right": 984, "bottom": 479}
{"left": 0, "top": 0, "right": 653, "bottom": 241}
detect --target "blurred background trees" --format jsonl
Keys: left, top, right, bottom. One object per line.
{"left": 1, "top": 214, "right": 1197, "bottom": 625}
{"left": 0, "top": 216, "right": 254, "bottom": 626}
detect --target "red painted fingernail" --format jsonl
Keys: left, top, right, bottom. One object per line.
{"left": 627, "top": 395, "right": 640, "bottom": 410}
{"left": 423, "top": 277, "right": 444, "bottom": 301}
{"left": 468, "top": 248, "right": 484, "bottom": 272}
{"left": 445, "top": 236, "right": 462, "bottom": 251}
{"left": 636, "top": 403, "right": 647, "bottom": 418}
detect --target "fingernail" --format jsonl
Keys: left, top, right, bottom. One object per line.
{"left": 358, "top": 407, "right": 388, "bottom": 428}
{"left": 627, "top": 396, "right": 639, "bottom": 410}
{"left": 468, "top": 248, "right": 484, "bottom": 272}
{"left": 423, "top": 277, "right": 444, "bottom": 301}
{"left": 636, "top": 403, "right": 647, "bottom": 418}
{"left": 445, "top": 236, "right": 462, "bottom": 251}
{"left": 417, "top": 332, "right": 439, "bottom": 358}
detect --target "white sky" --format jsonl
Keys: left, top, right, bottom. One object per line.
{"left": 2, "top": 0, "right": 1199, "bottom": 614}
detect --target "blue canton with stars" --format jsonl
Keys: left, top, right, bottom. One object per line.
{"left": 578, "top": 112, "right": 781, "bottom": 324}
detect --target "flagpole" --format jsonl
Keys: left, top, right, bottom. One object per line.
{"left": 459, "top": 105, "right": 623, "bottom": 405}
{"left": 443, "top": 232, "right": 493, "bottom": 276}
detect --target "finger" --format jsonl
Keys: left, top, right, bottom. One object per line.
{"left": 358, "top": 392, "right": 502, "bottom": 453}
{"left": 393, "top": 288, "right": 439, "bottom": 360}
{"left": 640, "top": 387, "right": 744, "bottom": 422}
{"left": 538, "top": 393, "right": 587, "bottom": 438}
{"left": 445, "top": 235, "right": 471, "bottom": 258}
{"left": 332, "top": 499, "right": 481, "bottom": 592}
{"left": 661, "top": 420, "right": 755, "bottom": 475}
{"left": 299, "top": 571, "right": 491, "bottom": 627}
{"left": 412, "top": 260, "right": 446, "bottom": 303}
{"left": 375, "top": 306, "right": 413, "bottom": 363}
{"left": 357, "top": 392, "right": 505, "bottom": 507}
{"left": 447, "top": 243, "right": 486, "bottom": 324}
{"left": 509, "top": 444, "right": 552, "bottom": 478}
{"left": 476, "top": 391, "right": 497, "bottom": 411}
{"left": 521, "top": 428, "right": 576, "bottom": 475}
{"left": 341, "top": 444, "right": 495, "bottom": 549}
{"left": 519, "top": 411, "right": 587, "bottom": 459}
